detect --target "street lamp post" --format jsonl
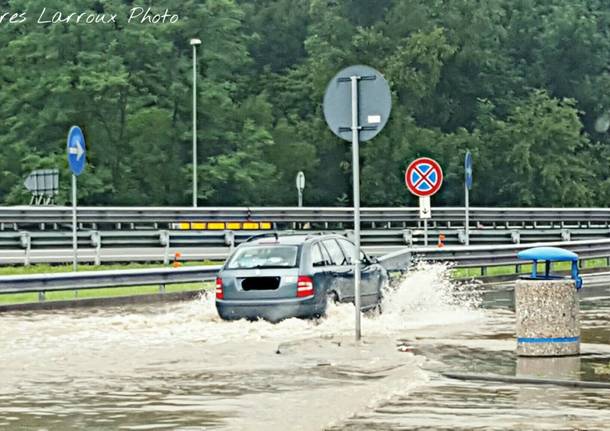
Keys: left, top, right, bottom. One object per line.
{"left": 190, "top": 38, "right": 201, "bottom": 207}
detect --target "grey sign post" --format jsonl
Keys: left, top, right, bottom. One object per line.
{"left": 323, "top": 65, "right": 392, "bottom": 341}
{"left": 67, "top": 126, "right": 87, "bottom": 271}
{"left": 296, "top": 171, "right": 305, "bottom": 207}
{"left": 190, "top": 38, "right": 202, "bottom": 207}
{"left": 464, "top": 150, "right": 473, "bottom": 246}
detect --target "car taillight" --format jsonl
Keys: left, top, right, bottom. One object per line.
{"left": 297, "top": 276, "right": 314, "bottom": 297}
{"left": 215, "top": 277, "right": 224, "bottom": 300}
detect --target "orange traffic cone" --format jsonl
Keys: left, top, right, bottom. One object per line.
{"left": 172, "top": 252, "right": 182, "bottom": 268}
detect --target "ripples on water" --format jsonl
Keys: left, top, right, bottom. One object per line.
{"left": 1, "top": 264, "right": 609, "bottom": 430}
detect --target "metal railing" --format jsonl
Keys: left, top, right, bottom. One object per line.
{"left": 0, "top": 206, "right": 608, "bottom": 230}
{"left": 1, "top": 226, "right": 610, "bottom": 265}
{"left": 0, "top": 265, "right": 220, "bottom": 299}
{"left": 380, "top": 238, "right": 610, "bottom": 272}
{"left": 1, "top": 239, "right": 609, "bottom": 302}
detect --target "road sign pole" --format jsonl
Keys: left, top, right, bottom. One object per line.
{"left": 296, "top": 171, "right": 305, "bottom": 207}
{"left": 66, "top": 125, "right": 86, "bottom": 271}
{"left": 72, "top": 174, "right": 78, "bottom": 271}
{"left": 350, "top": 75, "right": 362, "bottom": 341}
{"left": 192, "top": 43, "right": 198, "bottom": 208}
{"left": 464, "top": 150, "right": 472, "bottom": 246}
{"left": 424, "top": 219, "right": 428, "bottom": 246}
{"left": 323, "top": 65, "right": 391, "bottom": 343}
{"left": 465, "top": 184, "right": 470, "bottom": 246}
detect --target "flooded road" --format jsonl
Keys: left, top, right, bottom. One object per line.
{"left": 1, "top": 265, "right": 609, "bottom": 430}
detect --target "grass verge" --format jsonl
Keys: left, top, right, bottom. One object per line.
{"left": 453, "top": 258, "right": 610, "bottom": 278}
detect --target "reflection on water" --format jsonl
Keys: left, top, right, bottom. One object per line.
{"left": 329, "top": 381, "right": 610, "bottom": 431}
{"left": 1, "top": 264, "right": 609, "bottom": 430}
{"left": 330, "top": 279, "right": 610, "bottom": 431}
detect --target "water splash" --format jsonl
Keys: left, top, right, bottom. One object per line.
{"left": 171, "top": 261, "right": 485, "bottom": 342}
{"left": 0, "top": 263, "right": 484, "bottom": 354}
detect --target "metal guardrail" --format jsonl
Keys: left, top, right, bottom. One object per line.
{"left": 380, "top": 238, "right": 610, "bottom": 271}
{"left": 0, "top": 239, "right": 610, "bottom": 294}
{"left": 0, "top": 206, "right": 609, "bottom": 229}
{"left": 0, "top": 265, "right": 220, "bottom": 296}
{"left": 1, "top": 226, "right": 610, "bottom": 265}
{"left": 0, "top": 240, "right": 609, "bottom": 301}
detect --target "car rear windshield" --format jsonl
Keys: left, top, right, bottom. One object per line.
{"left": 226, "top": 245, "right": 299, "bottom": 269}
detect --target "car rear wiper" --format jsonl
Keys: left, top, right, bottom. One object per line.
{"left": 246, "top": 264, "right": 294, "bottom": 269}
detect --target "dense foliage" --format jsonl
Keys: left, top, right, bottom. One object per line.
{"left": 1, "top": 0, "right": 609, "bottom": 207}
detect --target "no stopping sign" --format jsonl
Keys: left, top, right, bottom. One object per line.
{"left": 405, "top": 157, "right": 443, "bottom": 197}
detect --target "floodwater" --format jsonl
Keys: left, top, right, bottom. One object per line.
{"left": 1, "top": 265, "right": 609, "bottom": 430}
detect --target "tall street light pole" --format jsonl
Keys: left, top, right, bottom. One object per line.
{"left": 190, "top": 38, "right": 201, "bottom": 207}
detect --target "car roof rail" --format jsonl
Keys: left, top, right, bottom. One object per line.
{"left": 244, "top": 230, "right": 323, "bottom": 243}
{"left": 244, "top": 232, "right": 280, "bottom": 243}
{"left": 305, "top": 231, "right": 327, "bottom": 239}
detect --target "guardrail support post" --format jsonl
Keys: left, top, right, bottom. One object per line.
{"left": 91, "top": 231, "right": 101, "bottom": 266}
{"left": 561, "top": 229, "right": 571, "bottom": 242}
{"left": 159, "top": 284, "right": 166, "bottom": 294}
{"left": 38, "top": 291, "right": 45, "bottom": 302}
{"left": 511, "top": 231, "right": 520, "bottom": 244}
{"left": 160, "top": 230, "right": 170, "bottom": 264}
{"left": 457, "top": 230, "right": 466, "bottom": 245}
{"left": 224, "top": 230, "right": 235, "bottom": 251}
{"left": 402, "top": 230, "right": 413, "bottom": 246}
{"left": 20, "top": 232, "right": 31, "bottom": 266}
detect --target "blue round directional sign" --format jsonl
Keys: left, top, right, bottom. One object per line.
{"left": 465, "top": 150, "right": 473, "bottom": 190}
{"left": 67, "top": 126, "right": 86, "bottom": 176}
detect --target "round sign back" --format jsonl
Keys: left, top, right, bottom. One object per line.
{"left": 323, "top": 65, "right": 392, "bottom": 142}
{"left": 405, "top": 157, "right": 444, "bottom": 197}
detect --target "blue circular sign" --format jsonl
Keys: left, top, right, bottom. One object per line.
{"left": 67, "top": 126, "right": 86, "bottom": 176}
{"left": 465, "top": 150, "right": 473, "bottom": 190}
{"left": 405, "top": 157, "right": 443, "bottom": 197}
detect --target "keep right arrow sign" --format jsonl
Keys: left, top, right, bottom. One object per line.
{"left": 67, "top": 126, "right": 87, "bottom": 176}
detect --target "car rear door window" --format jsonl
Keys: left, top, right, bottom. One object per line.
{"left": 337, "top": 238, "right": 356, "bottom": 265}
{"left": 311, "top": 243, "right": 327, "bottom": 267}
{"left": 323, "top": 239, "right": 348, "bottom": 266}
{"left": 320, "top": 243, "right": 332, "bottom": 265}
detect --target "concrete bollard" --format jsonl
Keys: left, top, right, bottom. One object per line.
{"left": 515, "top": 278, "right": 580, "bottom": 356}
{"left": 515, "top": 247, "right": 583, "bottom": 357}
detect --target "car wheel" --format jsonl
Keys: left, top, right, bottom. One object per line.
{"left": 374, "top": 300, "right": 383, "bottom": 315}
{"left": 324, "top": 290, "right": 339, "bottom": 315}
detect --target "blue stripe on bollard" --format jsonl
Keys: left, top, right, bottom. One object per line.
{"left": 517, "top": 336, "right": 579, "bottom": 343}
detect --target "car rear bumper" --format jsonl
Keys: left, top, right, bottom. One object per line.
{"left": 215, "top": 296, "right": 321, "bottom": 323}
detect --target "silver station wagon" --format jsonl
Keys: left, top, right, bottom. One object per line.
{"left": 215, "top": 233, "right": 388, "bottom": 322}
